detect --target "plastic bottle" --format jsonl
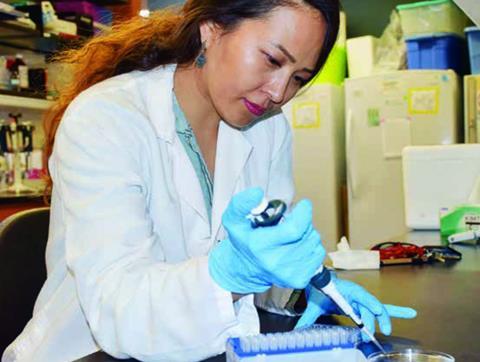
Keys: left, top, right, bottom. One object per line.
{"left": 8, "top": 54, "right": 29, "bottom": 92}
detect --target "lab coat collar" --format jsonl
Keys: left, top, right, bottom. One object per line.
{"left": 144, "top": 64, "right": 177, "bottom": 143}
{"left": 150, "top": 65, "right": 210, "bottom": 224}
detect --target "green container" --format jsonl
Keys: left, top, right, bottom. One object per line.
{"left": 309, "top": 11, "right": 346, "bottom": 86}
{"left": 311, "top": 45, "right": 347, "bottom": 86}
{"left": 397, "top": 0, "right": 470, "bottom": 37}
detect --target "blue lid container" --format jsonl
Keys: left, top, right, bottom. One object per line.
{"left": 465, "top": 27, "right": 480, "bottom": 74}
{"left": 405, "top": 32, "right": 468, "bottom": 75}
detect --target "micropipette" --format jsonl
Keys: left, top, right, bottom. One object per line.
{"left": 310, "top": 266, "right": 386, "bottom": 353}
{"left": 250, "top": 198, "right": 386, "bottom": 353}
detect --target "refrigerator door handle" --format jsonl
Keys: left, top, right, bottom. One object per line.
{"left": 346, "top": 109, "right": 357, "bottom": 199}
{"left": 466, "top": 76, "right": 477, "bottom": 143}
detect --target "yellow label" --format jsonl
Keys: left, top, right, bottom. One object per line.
{"left": 408, "top": 86, "right": 440, "bottom": 115}
{"left": 292, "top": 101, "right": 321, "bottom": 128}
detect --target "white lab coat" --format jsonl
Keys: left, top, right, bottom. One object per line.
{"left": 2, "top": 64, "right": 295, "bottom": 362}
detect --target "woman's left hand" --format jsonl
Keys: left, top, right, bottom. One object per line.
{"left": 294, "top": 277, "right": 417, "bottom": 342}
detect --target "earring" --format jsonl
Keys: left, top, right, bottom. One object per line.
{"left": 195, "top": 42, "right": 207, "bottom": 68}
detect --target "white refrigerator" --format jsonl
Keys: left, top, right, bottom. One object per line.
{"left": 283, "top": 84, "right": 345, "bottom": 252}
{"left": 345, "top": 70, "right": 461, "bottom": 249}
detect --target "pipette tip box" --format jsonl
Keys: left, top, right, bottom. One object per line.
{"left": 226, "top": 324, "right": 368, "bottom": 361}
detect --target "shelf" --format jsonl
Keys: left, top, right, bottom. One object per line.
{"left": 50, "top": 0, "right": 129, "bottom": 4}
{"left": 83, "top": 0, "right": 129, "bottom": 5}
{"left": 93, "top": 21, "right": 111, "bottom": 32}
{"left": 0, "top": 93, "right": 53, "bottom": 111}
{"left": 0, "top": 4, "right": 27, "bottom": 19}
{"left": 0, "top": 20, "right": 82, "bottom": 54}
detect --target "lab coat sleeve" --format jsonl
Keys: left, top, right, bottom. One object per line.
{"left": 52, "top": 100, "right": 245, "bottom": 361}
{"left": 254, "top": 113, "right": 299, "bottom": 316}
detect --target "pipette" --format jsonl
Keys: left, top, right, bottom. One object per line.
{"left": 250, "top": 198, "right": 386, "bottom": 353}
{"left": 310, "top": 266, "right": 386, "bottom": 353}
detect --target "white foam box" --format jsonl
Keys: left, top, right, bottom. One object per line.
{"left": 402, "top": 144, "right": 480, "bottom": 229}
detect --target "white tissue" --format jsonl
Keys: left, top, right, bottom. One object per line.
{"left": 328, "top": 237, "right": 380, "bottom": 270}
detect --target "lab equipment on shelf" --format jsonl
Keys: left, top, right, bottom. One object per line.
{"left": 0, "top": 113, "right": 38, "bottom": 196}
{"left": 226, "top": 324, "right": 367, "bottom": 362}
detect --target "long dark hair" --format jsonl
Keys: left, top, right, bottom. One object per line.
{"left": 43, "top": 0, "right": 339, "bottom": 193}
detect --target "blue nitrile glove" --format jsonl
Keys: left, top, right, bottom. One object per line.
{"left": 208, "top": 188, "right": 325, "bottom": 294}
{"left": 295, "top": 277, "right": 417, "bottom": 342}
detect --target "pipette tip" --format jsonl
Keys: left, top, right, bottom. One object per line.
{"left": 361, "top": 326, "right": 386, "bottom": 354}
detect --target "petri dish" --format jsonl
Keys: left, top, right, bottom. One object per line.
{"left": 368, "top": 349, "right": 455, "bottom": 362}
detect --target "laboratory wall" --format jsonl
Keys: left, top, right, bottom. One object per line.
{"left": 149, "top": 0, "right": 183, "bottom": 9}
{"left": 147, "top": 0, "right": 420, "bottom": 38}
{"left": 342, "top": 0, "right": 418, "bottom": 37}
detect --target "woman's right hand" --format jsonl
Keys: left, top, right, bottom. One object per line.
{"left": 208, "top": 188, "right": 325, "bottom": 294}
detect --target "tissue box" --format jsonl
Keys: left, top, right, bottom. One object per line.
{"left": 440, "top": 204, "right": 480, "bottom": 237}
{"left": 328, "top": 250, "right": 380, "bottom": 270}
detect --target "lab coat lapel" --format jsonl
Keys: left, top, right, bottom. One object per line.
{"left": 144, "top": 65, "right": 251, "bottom": 239}
{"left": 144, "top": 64, "right": 209, "bottom": 225}
{"left": 211, "top": 122, "right": 252, "bottom": 241}
{"left": 172, "top": 138, "right": 209, "bottom": 224}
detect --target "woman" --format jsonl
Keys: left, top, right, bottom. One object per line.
{"left": 3, "top": 1, "right": 415, "bottom": 361}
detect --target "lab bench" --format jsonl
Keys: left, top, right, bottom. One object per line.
{"left": 76, "top": 231, "right": 480, "bottom": 362}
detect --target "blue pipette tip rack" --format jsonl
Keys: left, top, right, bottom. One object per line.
{"left": 226, "top": 324, "right": 367, "bottom": 362}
